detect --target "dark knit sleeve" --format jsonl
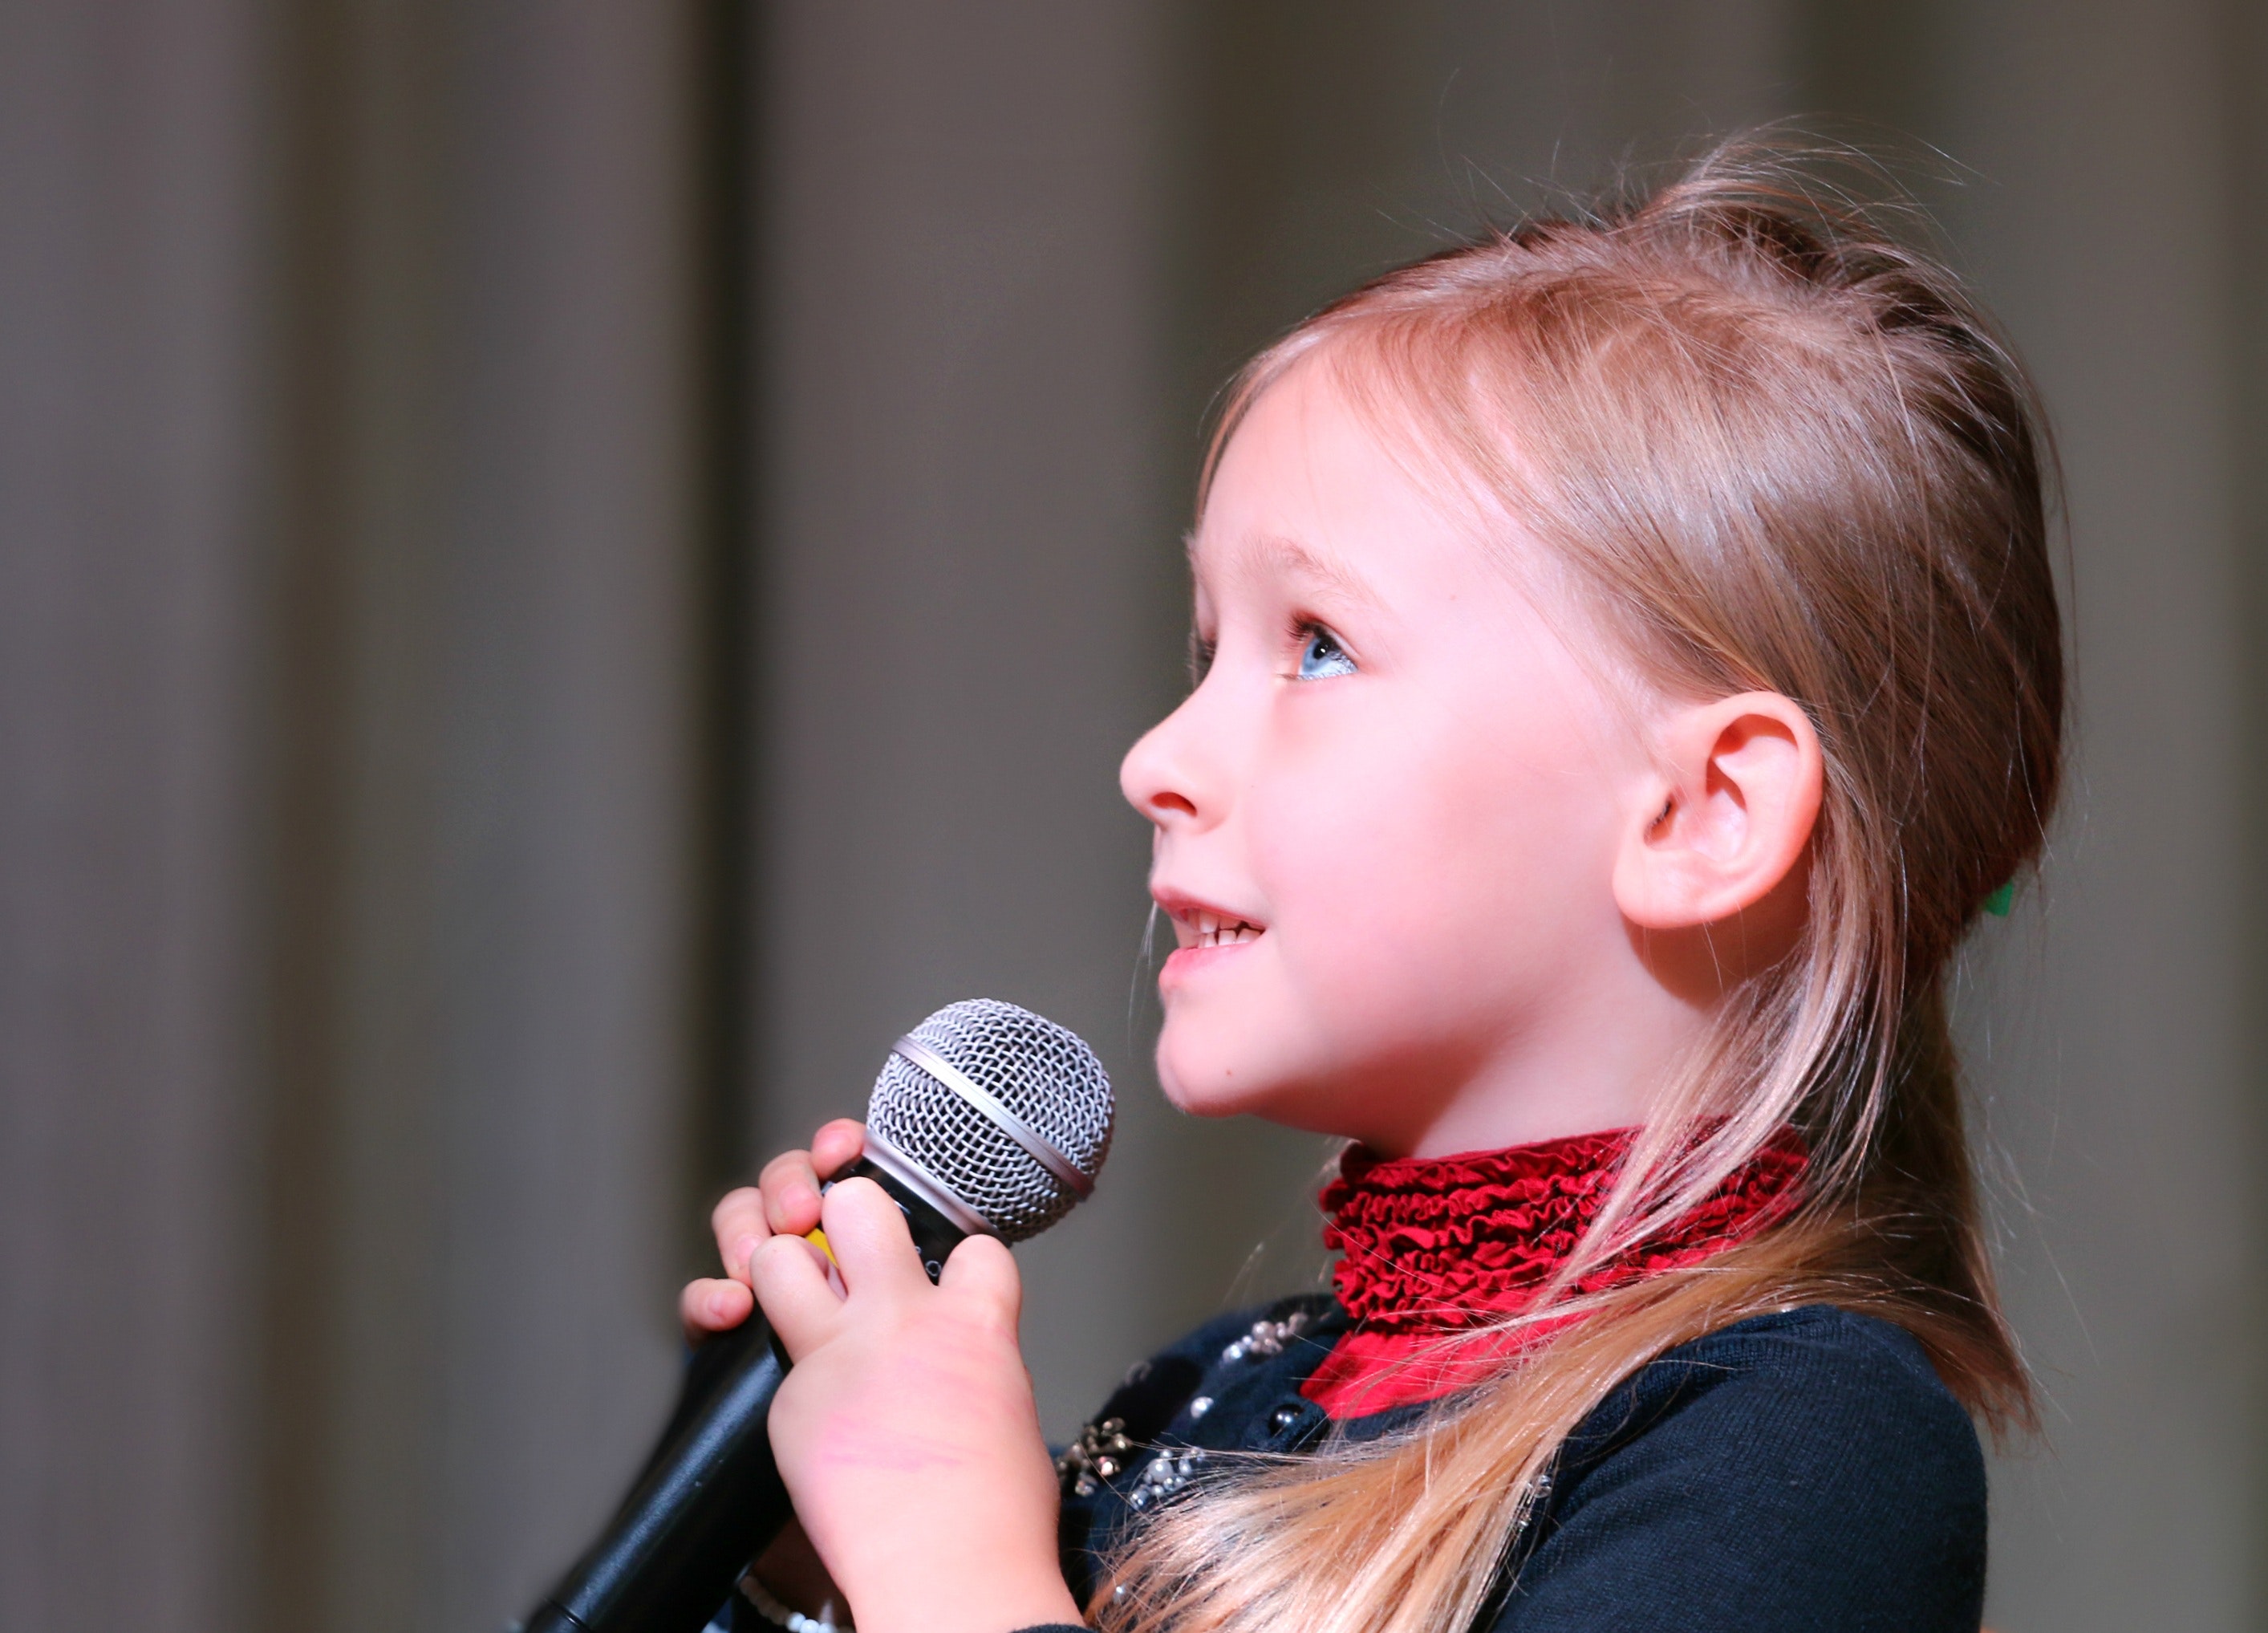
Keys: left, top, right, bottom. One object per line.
{"left": 1492, "top": 1309, "right": 1987, "bottom": 1633}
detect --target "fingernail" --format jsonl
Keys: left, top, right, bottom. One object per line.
{"left": 732, "top": 1235, "right": 762, "bottom": 1279}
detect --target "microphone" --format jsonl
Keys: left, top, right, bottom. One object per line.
{"left": 517, "top": 999, "right": 1115, "bottom": 1633}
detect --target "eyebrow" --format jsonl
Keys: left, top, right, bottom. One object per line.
{"left": 1192, "top": 530, "right": 1385, "bottom": 610}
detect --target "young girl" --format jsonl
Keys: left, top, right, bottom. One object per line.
{"left": 682, "top": 143, "right": 2060, "bottom": 1633}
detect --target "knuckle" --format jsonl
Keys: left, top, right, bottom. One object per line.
{"left": 758, "top": 1151, "right": 809, "bottom": 1184}
{"left": 753, "top": 1232, "right": 795, "bottom": 1264}
{"left": 753, "top": 1232, "right": 815, "bottom": 1281}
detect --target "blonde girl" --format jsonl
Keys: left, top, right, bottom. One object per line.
{"left": 682, "top": 140, "right": 2061, "bottom": 1633}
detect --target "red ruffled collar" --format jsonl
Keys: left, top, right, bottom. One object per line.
{"left": 1302, "top": 1126, "right": 1807, "bottom": 1417}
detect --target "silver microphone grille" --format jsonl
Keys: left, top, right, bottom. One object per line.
{"left": 864, "top": 998, "right": 1114, "bottom": 1243}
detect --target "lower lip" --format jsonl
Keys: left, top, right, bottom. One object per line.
{"left": 1159, "top": 940, "right": 1258, "bottom": 991}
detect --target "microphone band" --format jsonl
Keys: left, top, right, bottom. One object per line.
{"left": 857, "top": 1126, "right": 996, "bottom": 1238}
{"left": 890, "top": 1034, "right": 1093, "bottom": 1200}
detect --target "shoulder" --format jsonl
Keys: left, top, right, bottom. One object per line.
{"left": 1500, "top": 1306, "right": 1986, "bottom": 1633}
{"left": 1568, "top": 1302, "right": 1981, "bottom": 1476}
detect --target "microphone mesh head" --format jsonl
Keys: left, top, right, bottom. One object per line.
{"left": 866, "top": 998, "right": 1114, "bottom": 1242}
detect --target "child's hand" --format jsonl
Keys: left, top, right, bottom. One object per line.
{"left": 750, "top": 1178, "right": 1081, "bottom": 1633}
{"left": 678, "top": 1119, "right": 867, "bottom": 1343}
{"left": 676, "top": 1120, "right": 863, "bottom": 1628}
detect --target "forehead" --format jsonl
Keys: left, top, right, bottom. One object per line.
{"left": 1185, "top": 361, "right": 1647, "bottom": 705}
{"left": 1188, "top": 530, "right": 1383, "bottom": 613}
{"left": 1191, "top": 360, "right": 1489, "bottom": 603}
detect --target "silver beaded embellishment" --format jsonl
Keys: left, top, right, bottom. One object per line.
{"left": 1057, "top": 1416, "right": 1139, "bottom": 1497}
{"left": 1219, "top": 1310, "right": 1308, "bottom": 1363}
{"left": 1513, "top": 1473, "right": 1555, "bottom": 1534}
{"left": 1186, "top": 1395, "right": 1213, "bottom": 1420}
{"left": 1126, "top": 1446, "right": 1210, "bottom": 1511}
{"left": 741, "top": 1574, "right": 851, "bottom": 1633}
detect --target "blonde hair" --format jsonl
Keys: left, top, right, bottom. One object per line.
{"left": 1098, "top": 140, "right": 2062, "bottom": 1633}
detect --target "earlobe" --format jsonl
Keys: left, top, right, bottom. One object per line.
{"left": 1613, "top": 692, "right": 1824, "bottom": 933}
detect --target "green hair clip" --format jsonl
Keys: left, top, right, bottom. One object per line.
{"left": 1983, "top": 879, "right": 2016, "bottom": 918}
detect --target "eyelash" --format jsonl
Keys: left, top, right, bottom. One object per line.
{"left": 1184, "top": 618, "right": 1355, "bottom": 686}
{"left": 1290, "top": 616, "right": 1357, "bottom": 680}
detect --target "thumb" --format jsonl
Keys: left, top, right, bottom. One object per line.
{"left": 936, "top": 1231, "right": 1023, "bottom": 1333}
{"left": 818, "top": 1177, "right": 932, "bottom": 1300}
{"left": 748, "top": 1231, "right": 843, "bottom": 1360}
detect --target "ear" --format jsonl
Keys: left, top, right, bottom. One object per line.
{"left": 1613, "top": 692, "right": 1824, "bottom": 931}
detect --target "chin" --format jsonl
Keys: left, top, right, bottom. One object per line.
{"left": 1153, "top": 1024, "right": 1342, "bottom": 1128}
{"left": 1153, "top": 1057, "right": 1258, "bottom": 1120}
{"left": 1154, "top": 1027, "right": 1278, "bottom": 1121}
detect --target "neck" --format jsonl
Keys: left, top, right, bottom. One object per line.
{"left": 1390, "top": 959, "right": 1710, "bottom": 1160}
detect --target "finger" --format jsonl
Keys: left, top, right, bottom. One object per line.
{"left": 749, "top": 1232, "right": 846, "bottom": 1359}
{"left": 809, "top": 1119, "right": 866, "bottom": 1179}
{"left": 711, "top": 1187, "right": 770, "bottom": 1283}
{"left": 679, "top": 1276, "right": 755, "bottom": 1341}
{"left": 818, "top": 1178, "right": 931, "bottom": 1301}
{"left": 758, "top": 1149, "right": 826, "bottom": 1237}
{"left": 937, "top": 1232, "right": 1024, "bottom": 1334}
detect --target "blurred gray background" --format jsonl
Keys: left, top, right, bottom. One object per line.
{"left": 2, "top": 2, "right": 2258, "bottom": 1630}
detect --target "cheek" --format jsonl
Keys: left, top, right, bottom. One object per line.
{"left": 1149, "top": 677, "right": 1636, "bottom": 1129}
{"left": 1261, "top": 705, "right": 1619, "bottom": 1016}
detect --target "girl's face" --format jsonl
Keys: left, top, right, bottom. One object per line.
{"left": 1122, "top": 360, "right": 1698, "bottom": 1158}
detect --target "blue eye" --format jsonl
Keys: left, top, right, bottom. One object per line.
{"left": 1296, "top": 624, "right": 1357, "bottom": 680}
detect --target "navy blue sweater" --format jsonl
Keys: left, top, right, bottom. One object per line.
{"left": 716, "top": 1294, "right": 1985, "bottom": 1632}
{"left": 1051, "top": 1294, "right": 1986, "bottom": 1633}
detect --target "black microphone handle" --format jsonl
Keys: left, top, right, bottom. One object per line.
{"left": 521, "top": 1156, "right": 971, "bottom": 1633}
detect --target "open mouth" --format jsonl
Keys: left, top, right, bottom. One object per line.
{"left": 1174, "top": 907, "right": 1266, "bottom": 949}
{"left": 1154, "top": 896, "right": 1265, "bottom": 993}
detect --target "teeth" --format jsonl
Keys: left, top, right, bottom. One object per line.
{"left": 1188, "top": 912, "right": 1261, "bottom": 949}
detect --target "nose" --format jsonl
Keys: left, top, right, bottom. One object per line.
{"left": 1121, "top": 688, "right": 1217, "bottom": 830}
